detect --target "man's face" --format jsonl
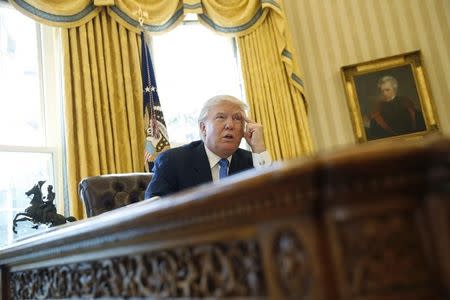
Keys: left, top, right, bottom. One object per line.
{"left": 200, "top": 101, "right": 245, "bottom": 158}
{"left": 380, "top": 82, "right": 396, "bottom": 101}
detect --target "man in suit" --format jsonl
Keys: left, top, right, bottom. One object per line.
{"left": 144, "top": 95, "right": 271, "bottom": 198}
{"left": 368, "top": 75, "right": 426, "bottom": 140}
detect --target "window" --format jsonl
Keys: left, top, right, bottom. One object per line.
{"left": 151, "top": 20, "right": 244, "bottom": 146}
{"left": 0, "top": 3, "right": 64, "bottom": 245}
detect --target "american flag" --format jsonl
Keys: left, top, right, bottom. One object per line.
{"left": 141, "top": 32, "right": 170, "bottom": 172}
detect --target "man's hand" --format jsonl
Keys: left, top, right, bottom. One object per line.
{"left": 243, "top": 116, "right": 266, "bottom": 153}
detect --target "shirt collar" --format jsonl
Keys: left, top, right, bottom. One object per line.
{"left": 203, "top": 143, "right": 232, "bottom": 169}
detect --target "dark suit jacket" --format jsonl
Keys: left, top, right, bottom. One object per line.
{"left": 144, "top": 140, "right": 254, "bottom": 198}
{"left": 368, "top": 96, "right": 426, "bottom": 140}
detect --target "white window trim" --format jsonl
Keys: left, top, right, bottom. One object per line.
{"left": 0, "top": 14, "right": 65, "bottom": 213}
{"left": 39, "top": 24, "right": 65, "bottom": 213}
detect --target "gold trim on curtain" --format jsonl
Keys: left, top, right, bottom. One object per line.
{"left": 8, "top": 0, "right": 102, "bottom": 28}
{"left": 238, "top": 12, "right": 313, "bottom": 159}
{"left": 12, "top": 0, "right": 91, "bottom": 15}
{"left": 62, "top": 10, "right": 144, "bottom": 219}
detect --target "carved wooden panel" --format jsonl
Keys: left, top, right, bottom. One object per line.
{"left": 10, "top": 239, "right": 265, "bottom": 299}
{"left": 336, "top": 212, "right": 431, "bottom": 297}
{"left": 273, "top": 230, "right": 311, "bottom": 299}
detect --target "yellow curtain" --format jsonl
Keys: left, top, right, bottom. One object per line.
{"left": 62, "top": 10, "right": 144, "bottom": 219}
{"left": 238, "top": 12, "right": 313, "bottom": 159}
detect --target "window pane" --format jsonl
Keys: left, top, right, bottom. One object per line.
{"left": 0, "top": 151, "right": 54, "bottom": 246}
{"left": 0, "top": 7, "right": 44, "bottom": 146}
{"left": 0, "top": 6, "right": 65, "bottom": 247}
{"left": 151, "top": 23, "right": 243, "bottom": 145}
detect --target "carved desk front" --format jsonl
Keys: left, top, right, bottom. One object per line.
{"left": 1, "top": 137, "right": 449, "bottom": 300}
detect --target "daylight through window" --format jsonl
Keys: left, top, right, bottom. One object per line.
{"left": 0, "top": 4, "right": 64, "bottom": 246}
{"left": 150, "top": 20, "right": 245, "bottom": 147}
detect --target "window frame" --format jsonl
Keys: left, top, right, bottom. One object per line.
{"left": 0, "top": 3, "right": 65, "bottom": 244}
{"left": 148, "top": 19, "right": 246, "bottom": 147}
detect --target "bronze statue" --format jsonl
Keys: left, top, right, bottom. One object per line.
{"left": 12, "top": 181, "right": 76, "bottom": 234}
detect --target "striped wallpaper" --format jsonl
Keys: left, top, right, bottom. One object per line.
{"left": 284, "top": 0, "right": 450, "bottom": 151}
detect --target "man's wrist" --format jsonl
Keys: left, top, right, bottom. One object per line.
{"left": 251, "top": 150, "right": 271, "bottom": 167}
{"left": 250, "top": 144, "right": 266, "bottom": 153}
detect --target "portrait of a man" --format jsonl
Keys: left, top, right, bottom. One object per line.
{"left": 352, "top": 64, "right": 428, "bottom": 141}
{"left": 367, "top": 75, "right": 426, "bottom": 140}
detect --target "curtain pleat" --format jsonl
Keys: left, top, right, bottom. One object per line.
{"left": 238, "top": 13, "right": 313, "bottom": 160}
{"left": 62, "top": 10, "right": 144, "bottom": 219}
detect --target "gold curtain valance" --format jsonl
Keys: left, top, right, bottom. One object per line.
{"left": 8, "top": 0, "right": 279, "bottom": 34}
{"left": 8, "top": 0, "right": 304, "bottom": 92}
{"left": 8, "top": 0, "right": 102, "bottom": 28}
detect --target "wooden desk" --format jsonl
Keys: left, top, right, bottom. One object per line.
{"left": 1, "top": 137, "right": 449, "bottom": 299}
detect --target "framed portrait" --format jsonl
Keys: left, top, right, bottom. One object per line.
{"left": 341, "top": 50, "right": 440, "bottom": 143}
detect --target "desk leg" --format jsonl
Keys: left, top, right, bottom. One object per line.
{"left": 1, "top": 266, "right": 10, "bottom": 300}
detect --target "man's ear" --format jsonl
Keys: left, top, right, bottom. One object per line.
{"left": 199, "top": 121, "right": 206, "bottom": 137}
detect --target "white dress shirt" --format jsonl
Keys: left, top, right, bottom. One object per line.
{"left": 204, "top": 145, "right": 272, "bottom": 182}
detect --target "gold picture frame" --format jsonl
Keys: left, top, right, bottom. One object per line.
{"left": 341, "top": 50, "right": 440, "bottom": 143}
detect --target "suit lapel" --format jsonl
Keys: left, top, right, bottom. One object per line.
{"left": 230, "top": 148, "right": 254, "bottom": 175}
{"left": 191, "top": 142, "right": 213, "bottom": 184}
{"left": 229, "top": 149, "right": 243, "bottom": 175}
